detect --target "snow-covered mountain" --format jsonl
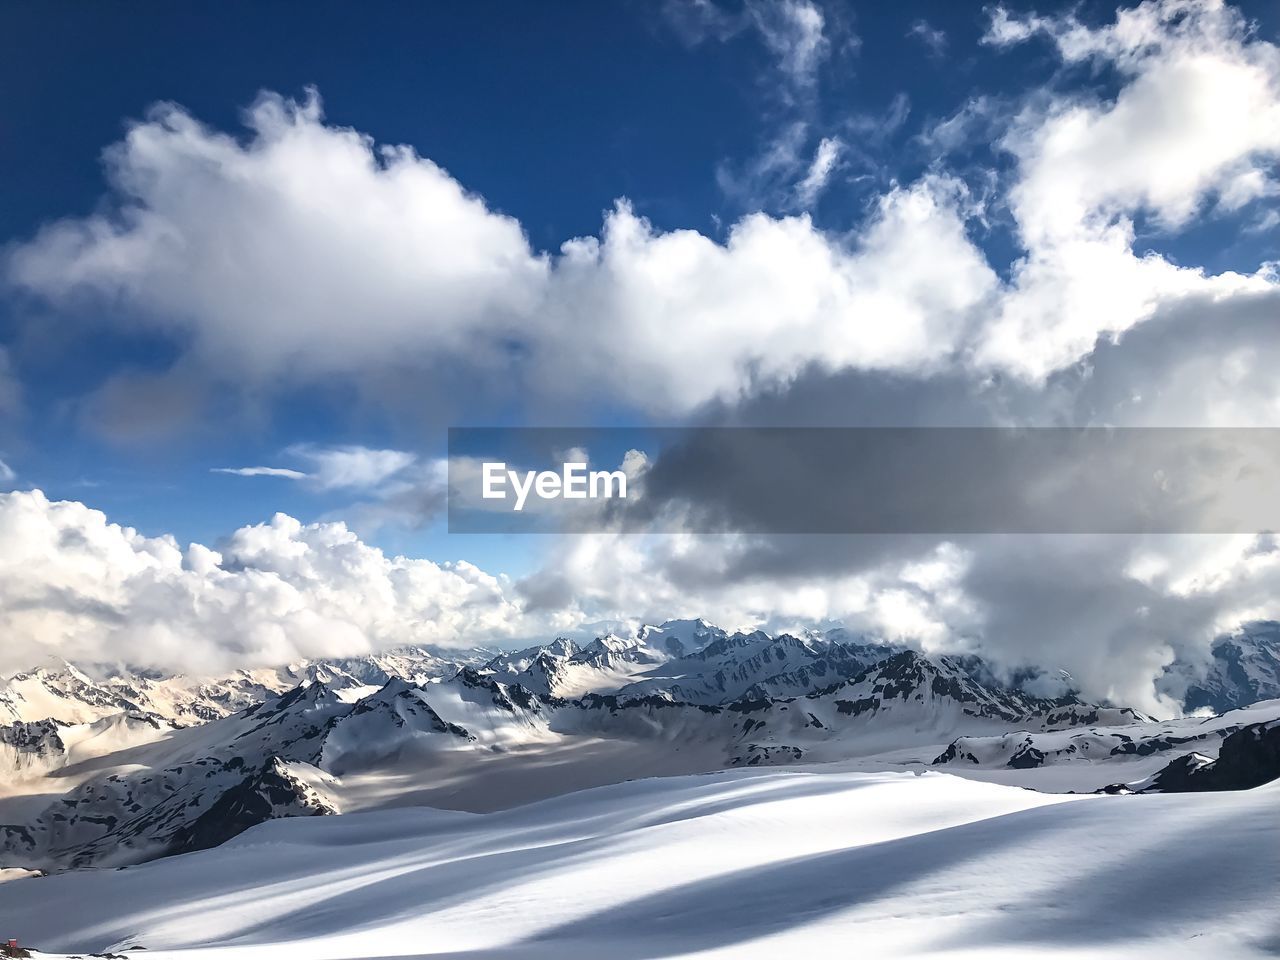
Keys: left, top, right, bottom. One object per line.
{"left": 1119, "top": 715, "right": 1280, "bottom": 794}
{"left": 0, "top": 646, "right": 495, "bottom": 727}
{"left": 607, "top": 629, "right": 888, "bottom": 704}
{"left": 637, "top": 617, "right": 728, "bottom": 657}
{"left": 476, "top": 623, "right": 897, "bottom": 705}
{"left": 0, "top": 712, "right": 176, "bottom": 779}
{"left": 0, "top": 644, "right": 1151, "bottom": 873}
{"left": 479, "top": 634, "right": 669, "bottom": 697}
{"left": 3, "top": 620, "right": 1280, "bottom": 881}
{"left": 931, "top": 696, "right": 1280, "bottom": 791}
{"left": 1160, "top": 621, "right": 1280, "bottom": 713}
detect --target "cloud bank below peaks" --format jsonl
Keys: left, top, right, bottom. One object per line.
{"left": 0, "top": 489, "right": 525, "bottom": 676}
{"left": 3, "top": 486, "right": 1280, "bottom": 715}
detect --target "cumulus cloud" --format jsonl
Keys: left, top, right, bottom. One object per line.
{"left": 5, "top": 95, "right": 997, "bottom": 416}
{"left": 7, "top": 1, "right": 1280, "bottom": 717}
{"left": 0, "top": 489, "right": 533, "bottom": 676}
{"left": 13, "top": 4, "right": 1277, "bottom": 421}
{"left": 516, "top": 525, "right": 1280, "bottom": 715}
{"left": 975, "top": 0, "right": 1280, "bottom": 379}
{"left": 7, "top": 91, "right": 545, "bottom": 388}
{"left": 544, "top": 179, "right": 997, "bottom": 412}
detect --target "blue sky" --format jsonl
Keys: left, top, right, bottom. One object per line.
{"left": 2, "top": 0, "right": 1278, "bottom": 562}
{"left": 5, "top": 0, "right": 1280, "bottom": 704}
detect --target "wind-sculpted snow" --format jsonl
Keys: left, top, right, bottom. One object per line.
{"left": 1, "top": 769, "right": 1277, "bottom": 959}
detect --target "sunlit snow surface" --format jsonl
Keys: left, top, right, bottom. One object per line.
{"left": 3, "top": 768, "right": 1277, "bottom": 959}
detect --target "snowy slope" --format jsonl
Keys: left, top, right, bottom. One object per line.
{"left": 0, "top": 768, "right": 1276, "bottom": 960}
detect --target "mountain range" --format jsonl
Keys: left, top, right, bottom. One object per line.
{"left": 1, "top": 618, "right": 1278, "bottom": 881}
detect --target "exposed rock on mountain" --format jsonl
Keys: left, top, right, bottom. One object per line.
{"left": 1161, "top": 621, "right": 1280, "bottom": 713}
{"left": 1129, "top": 719, "right": 1280, "bottom": 793}
{"left": 4, "top": 620, "right": 1280, "bottom": 877}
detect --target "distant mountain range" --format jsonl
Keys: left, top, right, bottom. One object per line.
{"left": 2, "top": 618, "right": 1279, "bottom": 875}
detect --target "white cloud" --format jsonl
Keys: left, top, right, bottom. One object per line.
{"left": 973, "top": 0, "right": 1280, "bottom": 379}
{"left": 213, "top": 466, "right": 307, "bottom": 480}
{"left": 794, "top": 136, "right": 843, "bottom": 207}
{"left": 286, "top": 444, "right": 417, "bottom": 491}
{"left": 2, "top": 484, "right": 1280, "bottom": 714}
{"left": 6, "top": 96, "right": 996, "bottom": 417}
{"left": 17, "top": 6, "right": 1275, "bottom": 421}
{"left": 214, "top": 445, "right": 417, "bottom": 490}
{"left": 4, "top": 4, "right": 1276, "bottom": 419}
{"left": 907, "top": 20, "right": 947, "bottom": 57}
{"left": 7, "top": 90, "right": 546, "bottom": 384}
{"left": 0, "top": 459, "right": 14, "bottom": 484}
{"left": 663, "top": 0, "right": 833, "bottom": 90}
{"left": 747, "top": 0, "right": 830, "bottom": 88}
{"left": 518, "top": 531, "right": 977, "bottom": 651}
{"left": 543, "top": 179, "right": 997, "bottom": 412}
{"left": 981, "top": 6, "right": 1049, "bottom": 48}
{"left": 1004, "top": 1, "right": 1280, "bottom": 240}
{"left": 0, "top": 489, "right": 534, "bottom": 676}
